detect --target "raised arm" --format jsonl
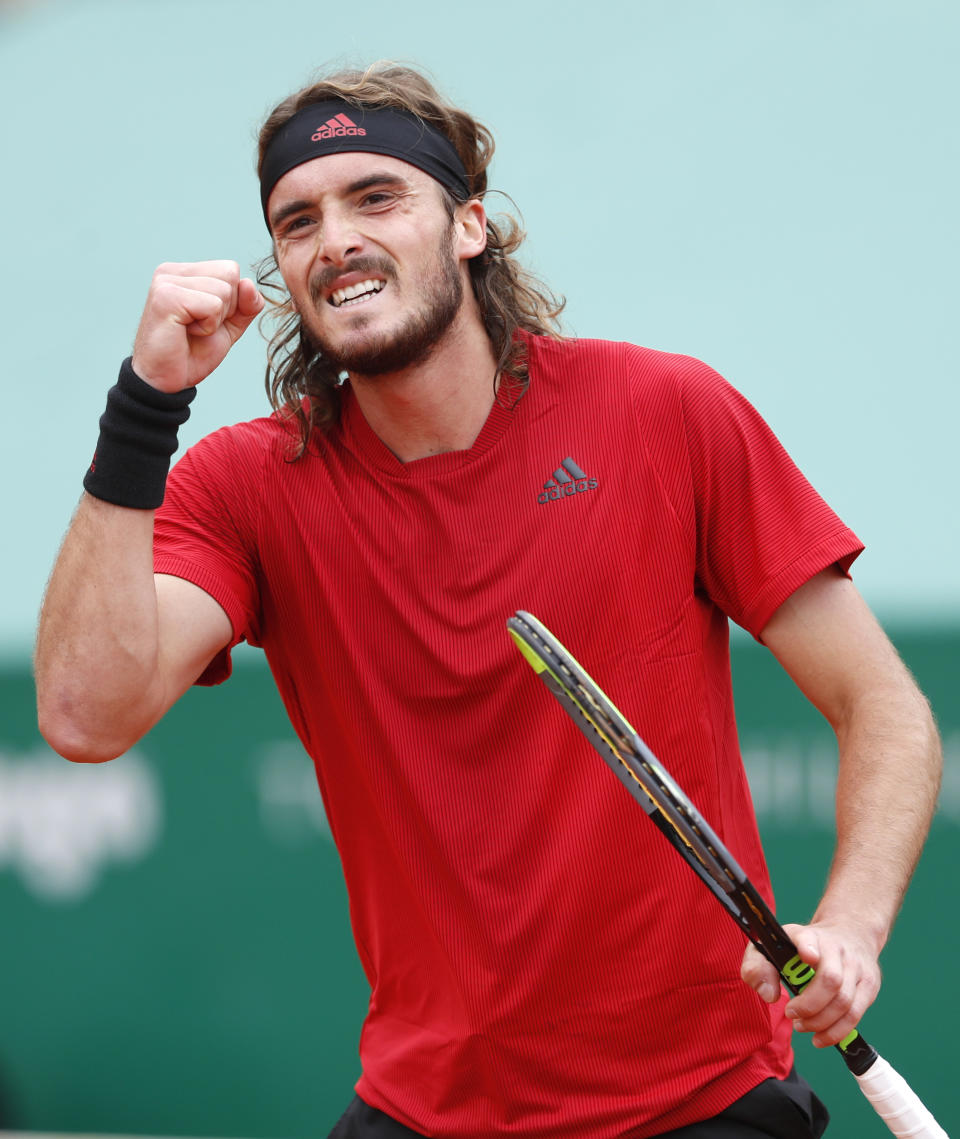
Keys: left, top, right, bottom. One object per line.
{"left": 35, "top": 262, "right": 263, "bottom": 762}
{"left": 740, "top": 567, "right": 942, "bottom": 1046}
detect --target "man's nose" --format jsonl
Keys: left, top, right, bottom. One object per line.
{"left": 316, "top": 210, "right": 362, "bottom": 265}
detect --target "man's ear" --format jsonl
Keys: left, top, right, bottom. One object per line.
{"left": 455, "top": 198, "right": 488, "bottom": 261}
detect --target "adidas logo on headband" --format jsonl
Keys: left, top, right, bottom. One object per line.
{"left": 261, "top": 101, "right": 472, "bottom": 227}
{"left": 312, "top": 113, "right": 367, "bottom": 141}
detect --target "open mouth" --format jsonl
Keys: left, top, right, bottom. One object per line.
{"left": 329, "top": 279, "right": 387, "bottom": 308}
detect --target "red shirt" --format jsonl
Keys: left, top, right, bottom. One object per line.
{"left": 155, "top": 334, "right": 862, "bottom": 1137}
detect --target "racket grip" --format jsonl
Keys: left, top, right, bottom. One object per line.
{"left": 854, "top": 1055, "right": 949, "bottom": 1138}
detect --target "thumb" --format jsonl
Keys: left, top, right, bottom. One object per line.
{"left": 741, "top": 942, "right": 781, "bottom": 1004}
{"left": 223, "top": 279, "right": 265, "bottom": 344}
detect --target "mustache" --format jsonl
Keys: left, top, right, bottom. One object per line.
{"left": 308, "top": 256, "right": 396, "bottom": 305}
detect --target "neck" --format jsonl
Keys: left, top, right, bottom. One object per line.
{"left": 347, "top": 305, "right": 499, "bottom": 463}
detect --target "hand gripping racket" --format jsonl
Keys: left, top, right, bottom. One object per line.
{"left": 506, "top": 610, "right": 948, "bottom": 1139}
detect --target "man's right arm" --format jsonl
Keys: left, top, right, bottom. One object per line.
{"left": 35, "top": 497, "right": 232, "bottom": 761}
{"left": 35, "top": 261, "right": 263, "bottom": 762}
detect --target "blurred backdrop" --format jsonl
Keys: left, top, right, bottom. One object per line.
{"left": 0, "top": 0, "right": 957, "bottom": 1136}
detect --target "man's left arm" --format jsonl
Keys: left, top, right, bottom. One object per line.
{"left": 740, "top": 566, "right": 942, "bottom": 1047}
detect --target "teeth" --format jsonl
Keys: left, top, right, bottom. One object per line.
{"left": 330, "top": 278, "right": 385, "bottom": 307}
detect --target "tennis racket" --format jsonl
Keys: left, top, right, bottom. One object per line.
{"left": 506, "top": 610, "right": 947, "bottom": 1139}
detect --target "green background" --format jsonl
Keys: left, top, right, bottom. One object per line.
{"left": 1, "top": 631, "right": 956, "bottom": 1137}
{"left": 1, "top": 0, "right": 957, "bottom": 1135}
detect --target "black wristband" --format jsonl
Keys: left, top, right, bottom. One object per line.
{"left": 83, "top": 358, "right": 197, "bottom": 509}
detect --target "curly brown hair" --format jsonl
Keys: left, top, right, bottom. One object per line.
{"left": 255, "top": 62, "right": 565, "bottom": 455}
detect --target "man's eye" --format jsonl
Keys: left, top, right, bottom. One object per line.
{"left": 275, "top": 215, "right": 315, "bottom": 238}
{"left": 361, "top": 192, "right": 394, "bottom": 208}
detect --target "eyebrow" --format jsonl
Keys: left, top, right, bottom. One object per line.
{"left": 269, "top": 171, "right": 412, "bottom": 232}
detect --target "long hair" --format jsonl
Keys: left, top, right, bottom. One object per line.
{"left": 255, "top": 62, "right": 565, "bottom": 455}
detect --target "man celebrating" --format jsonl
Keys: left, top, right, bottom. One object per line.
{"left": 36, "top": 64, "right": 940, "bottom": 1138}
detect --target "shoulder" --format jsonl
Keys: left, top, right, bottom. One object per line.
{"left": 173, "top": 412, "right": 302, "bottom": 479}
{"left": 525, "top": 332, "right": 722, "bottom": 392}
{"left": 524, "top": 333, "right": 736, "bottom": 429}
{"left": 161, "top": 414, "right": 308, "bottom": 534}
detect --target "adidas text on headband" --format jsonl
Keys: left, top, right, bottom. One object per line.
{"left": 260, "top": 102, "right": 472, "bottom": 229}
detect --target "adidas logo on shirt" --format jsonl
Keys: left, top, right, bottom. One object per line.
{"left": 537, "top": 457, "right": 599, "bottom": 504}
{"left": 312, "top": 113, "right": 367, "bottom": 141}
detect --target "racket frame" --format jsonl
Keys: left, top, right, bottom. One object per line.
{"left": 506, "top": 609, "right": 878, "bottom": 1077}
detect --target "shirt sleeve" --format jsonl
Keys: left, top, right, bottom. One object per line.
{"left": 675, "top": 356, "right": 864, "bottom": 638}
{"left": 153, "top": 423, "right": 265, "bottom": 684}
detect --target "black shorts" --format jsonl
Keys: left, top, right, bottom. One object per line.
{"left": 326, "top": 1067, "right": 830, "bottom": 1138}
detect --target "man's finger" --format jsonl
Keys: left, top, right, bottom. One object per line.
{"left": 164, "top": 285, "right": 231, "bottom": 337}
{"left": 221, "top": 279, "right": 265, "bottom": 343}
{"left": 786, "top": 947, "right": 843, "bottom": 1020}
{"left": 153, "top": 259, "right": 242, "bottom": 284}
{"left": 154, "top": 274, "right": 237, "bottom": 317}
{"left": 788, "top": 926, "right": 823, "bottom": 967}
{"left": 788, "top": 969, "right": 856, "bottom": 1032}
{"left": 740, "top": 943, "right": 781, "bottom": 1003}
{"left": 236, "top": 277, "right": 265, "bottom": 316}
{"left": 809, "top": 974, "right": 879, "bottom": 1047}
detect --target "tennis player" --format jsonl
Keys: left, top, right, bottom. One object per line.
{"left": 35, "top": 63, "right": 941, "bottom": 1138}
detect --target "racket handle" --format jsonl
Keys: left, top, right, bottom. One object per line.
{"left": 854, "top": 1055, "right": 949, "bottom": 1138}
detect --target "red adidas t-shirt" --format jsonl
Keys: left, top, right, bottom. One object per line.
{"left": 154, "top": 334, "right": 862, "bottom": 1137}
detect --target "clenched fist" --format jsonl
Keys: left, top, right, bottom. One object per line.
{"left": 131, "top": 260, "right": 265, "bottom": 392}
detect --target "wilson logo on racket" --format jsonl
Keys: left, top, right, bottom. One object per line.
{"left": 782, "top": 955, "right": 817, "bottom": 991}
{"left": 537, "top": 457, "right": 598, "bottom": 504}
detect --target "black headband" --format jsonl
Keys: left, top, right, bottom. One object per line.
{"left": 260, "top": 101, "right": 471, "bottom": 228}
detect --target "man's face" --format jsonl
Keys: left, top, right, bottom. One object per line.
{"left": 268, "top": 152, "right": 472, "bottom": 376}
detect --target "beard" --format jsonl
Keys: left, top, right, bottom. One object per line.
{"left": 301, "top": 233, "right": 465, "bottom": 378}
